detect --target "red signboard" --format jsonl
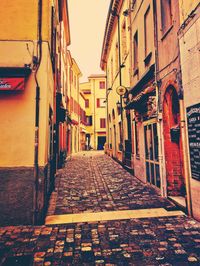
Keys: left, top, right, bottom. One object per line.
{"left": 0, "top": 77, "right": 25, "bottom": 91}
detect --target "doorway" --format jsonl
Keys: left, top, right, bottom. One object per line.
{"left": 113, "top": 125, "right": 117, "bottom": 157}
{"left": 86, "top": 134, "right": 91, "bottom": 150}
{"left": 144, "top": 121, "right": 161, "bottom": 188}
{"left": 125, "top": 112, "right": 132, "bottom": 167}
{"left": 97, "top": 136, "right": 106, "bottom": 150}
{"left": 163, "top": 86, "right": 185, "bottom": 198}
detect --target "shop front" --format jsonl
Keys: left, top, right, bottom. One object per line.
{"left": 125, "top": 82, "right": 162, "bottom": 191}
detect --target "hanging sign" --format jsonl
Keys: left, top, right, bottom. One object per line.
{"left": 116, "top": 85, "right": 127, "bottom": 96}
{"left": 0, "top": 77, "right": 25, "bottom": 91}
{"left": 186, "top": 102, "right": 200, "bottom": 181}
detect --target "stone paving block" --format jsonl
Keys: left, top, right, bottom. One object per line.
{"left": 46, "top": 152, "right": 177, "bottom": 216}
{"left": 1, "top": 152, "right": 200, "bottom": 264}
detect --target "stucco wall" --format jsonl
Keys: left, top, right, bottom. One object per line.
{"left": 0, "top": 43, "right": 54, "bottom": 167}
{"left": 0, "top": 0, "right": 51, "bottom": 42}
{"left": 179, "top": 12, "right": 200, "bottom": 220}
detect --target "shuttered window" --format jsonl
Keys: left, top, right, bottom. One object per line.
{"left": 100, "top": 118, "right": 106, "bottom": 128}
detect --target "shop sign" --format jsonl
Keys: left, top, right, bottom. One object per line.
{"left": 0, "top": 77, "right": 25, "bottom": 91}
{"left": 116, "top": 85, "right": 127, "bottom": 96}
{"left": 186, "top": 102, "right": 200, "bottom": 181}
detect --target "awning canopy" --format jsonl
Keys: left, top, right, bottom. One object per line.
{"left": 0, "top": 67, "right": 31, "bottom": 91}
{"left": 0, "top": 77, "right": 25, "bottom": 91}
{"left": 125, "top": 86, "right": 155, "bottom": 110}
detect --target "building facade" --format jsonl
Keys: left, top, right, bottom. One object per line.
{"left": 101, "top": 0, "right": 131, "bottom": 163}
{"left": 0, "top": 0, "right": 70, "bottom": 225}
{"left": 178, "top": 1, "right": 200, "bottom": 220}
{"left": 79, "top": 92, "right": 87, "bottom": 151}
{"left": 80, "top": 74, "right": 107, "bottom": 150}
{"left": 154, "top": 0, "right": 186, "bottom": 203}
{"left": 69, "top": 58, "right": 82, "bottom": 154}
{"left": 101, "top": 0, "right": 200, "bottom": 219}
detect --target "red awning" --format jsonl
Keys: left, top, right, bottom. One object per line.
{"left": 0, "top": 77, "right": 25, "bottom": 91}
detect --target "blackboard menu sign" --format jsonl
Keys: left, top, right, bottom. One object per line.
{"left": 186, "top": 103, "right": 200, "bottom": 181}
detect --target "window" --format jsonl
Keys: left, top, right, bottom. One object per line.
{"left": 111, "top": 57, "right": 113, "bottom": 83}
{"left": 122, "top": 20, "right": 127, "bottom": 59}
{"left": 133, "top": 31, "right": 138, "bottom": 71}
{"left": 132, "top": 0, "right": 136, "bottom": 9}
{"left": 86, "top": 116, "right": 92, "bottom": 126}
{"left": 100, "top": 118, "right": 106, "bottom": 128}
{"left": 107, "top": 69, "right": 110, "bottom": 88}
{"left": 85, "top": 99, "right": 89, "bottom": 108}
{"left": 70, "top": 97, "right": 74, "bottom": 112}
{"left": 97, "top": 98, "right": 106, "bottom": 108}
{"left": 74, "top": 75, "right": 76, "bottom": 88}
{"left": 135, "top": 121, "right": 140, "bottom": 157}
{"left": 115, "top": 43, "right": 119, "bottom": 75}
{"left": 144, "top": 6, "right": 151, "bottom": 57}
{"left": 51, "top": 7, "right": 56, "bottom": 72}
{"left": 119, "top": 121, "right": 122, "bottom": 143}
{"left": 161, "top": 0, "right": 172, "bottom": 34}
{"left": 71, "top": 69, "right": 73, "bottom": 83}
{"left": 99, "top": 81, "right": 105, "bottom": 89}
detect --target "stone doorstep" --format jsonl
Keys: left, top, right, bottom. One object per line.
{"left": 168, "top": 196, "right": 187, "bottom": 213}
{"left": 45, "top": 208, "right": 185, "bottom": 225}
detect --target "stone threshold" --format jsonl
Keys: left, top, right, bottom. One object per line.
{"left": 45, "top": 208, "right": 185, "bottom": 225}
{"left": 168, "top": 196, "right": 187, "bottom": 212}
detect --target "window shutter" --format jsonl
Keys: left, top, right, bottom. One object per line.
{"left": 97, "top": 98, "right": 100, "bottom": 107}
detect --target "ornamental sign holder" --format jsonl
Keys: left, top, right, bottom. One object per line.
{"left": 116, "top": 85, "right": 127, "bottom": 96}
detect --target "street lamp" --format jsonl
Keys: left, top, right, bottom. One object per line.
{"left": 116, "top": 100, "right": 121, "bottom": 109}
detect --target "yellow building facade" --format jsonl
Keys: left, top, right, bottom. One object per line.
{"left": 79, "top": 92, "right": 87, "bottom": 151}
{"left": 101, "top": 0, "right": 131, "bottom": 163}
{"left": 0, "top": 0, "right": 70, "bottom": 225}
{"left": 69, "top": 58, "right": 82, "bottom": 154}
{"left": 80, "top": 74, "right": 107, "bottom": 150}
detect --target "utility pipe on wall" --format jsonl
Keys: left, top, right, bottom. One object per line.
{"left": 180, "top": 99, "right": 193, "bottom": 216}
{"left": 33, "top": 0, "right": 43, "bottom": 225}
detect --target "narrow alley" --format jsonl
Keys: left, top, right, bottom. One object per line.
{"left": 1, "top": 152, "right": 200, "bottom": 266}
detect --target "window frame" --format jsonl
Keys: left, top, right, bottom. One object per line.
{"left": 160, "top": 0, "right": 172, "bottom": 36}
{"left": 100, "top": 118, "right": 106, "bottom": 128}
{"left": 99, "top": 81, "right": 105, "bottom": 89}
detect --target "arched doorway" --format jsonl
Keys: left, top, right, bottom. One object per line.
{"left": 163, "top": 86, "right": 185, "bottom": 197}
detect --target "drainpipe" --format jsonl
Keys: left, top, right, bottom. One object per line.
{"left": 106, "top": 66, "right": 109, "bottom": 153}
{"left": 93, "top": 79, "right": 96, "bottom": 149}
{"left": 33, "top": 0, "right": 43, "bottom": 225}
{"left": 77, "top": 77, "right": 80, "bottom": 152}
{"left": 179, "top": 94, "right": 193, "bottom": 216}
{"left": 153, "top": 0, "right": 166, "bottom": 196}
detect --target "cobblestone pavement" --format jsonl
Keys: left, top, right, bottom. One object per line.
{"left": 1, "top": 151, "right": 200, "bottom": 265}
{"left": 1, "top": 216, "right": 200, "bottom": 265}
{"left": 48, "top": 151, "right": 176, "bottom": 216}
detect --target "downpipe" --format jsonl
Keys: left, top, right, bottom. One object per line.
{"left": 179, "top": 99, "right": 193, "bottom": 216}
{"left": 33, "top": 0, "right": 43, "bottom": 225}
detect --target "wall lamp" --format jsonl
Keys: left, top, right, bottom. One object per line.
{"left": 116, "top": 100, "right": 121, "bottom": 109}
{"left": 122, "top": 94, "right": 128, "bottom": 104}
{"left": 123, "top": 9, "right": 129, "bottom": 17}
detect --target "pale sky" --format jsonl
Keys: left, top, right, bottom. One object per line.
{"left": 68, "top": 0, "right": 110, "bottom": 82}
